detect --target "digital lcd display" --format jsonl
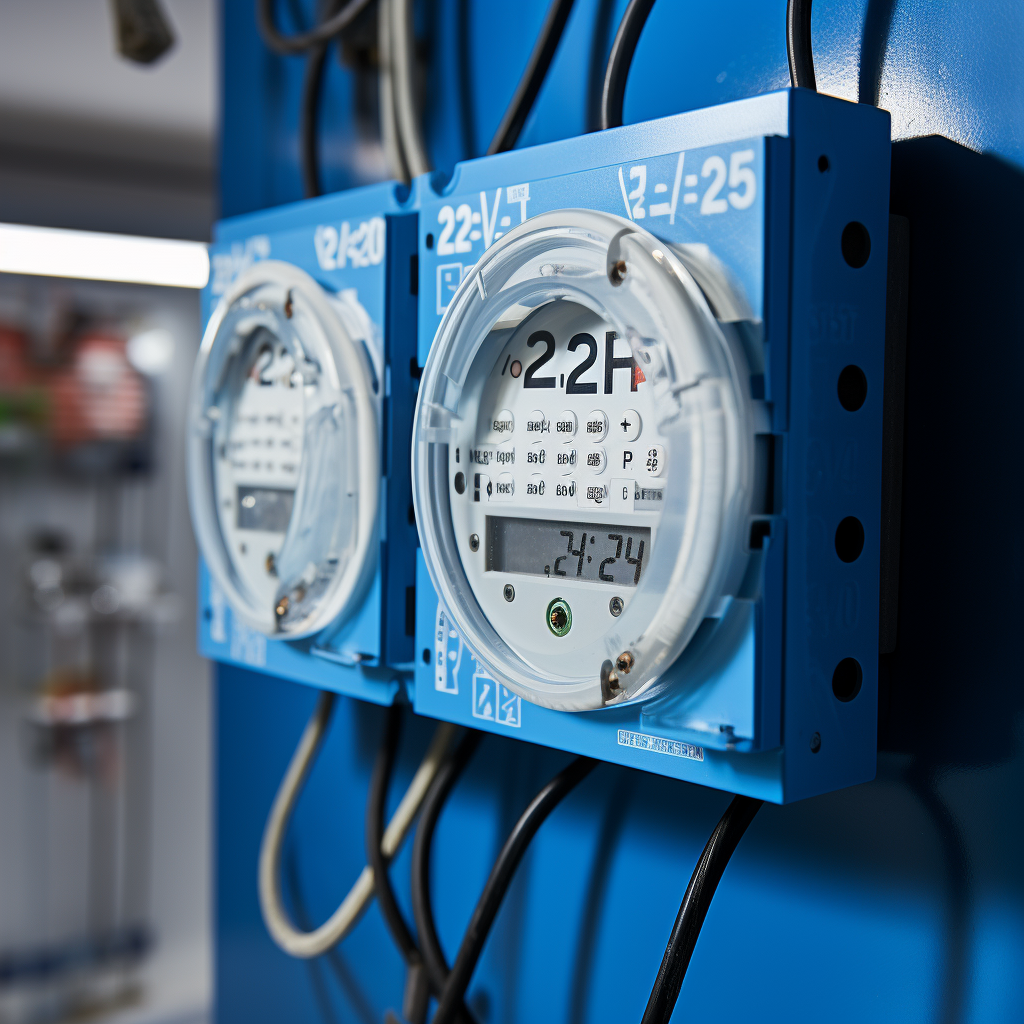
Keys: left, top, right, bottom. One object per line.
{"left": 236, "top": 486, "right": 294, "bottom": 533}
{"left": 486, "top": 516, "right": 650, "bottom": 587}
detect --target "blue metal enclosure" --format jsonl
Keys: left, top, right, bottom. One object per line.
{"left": 213, "top": 1, "right": 1024, "bottom": 1021}
{"left": 197, "top": 185, "right": 420, "bottom": 703}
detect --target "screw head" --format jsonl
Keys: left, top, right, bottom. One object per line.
{"left": 469, "top": 534, "right": 480, "bottom": 552}
{"left": 275, "top": 595, "right": 289, "bottom": 618}
{"left": 616, "top": 651, "right": 634, "bottom": 673}
{"left": 609, "top": 596, "right": 623, "bottom": 617}
{"left": 503, "top": 584, "right": 515, "bottom": 602}
{"left": 609, "top": 259, "right": 628, "bottom": 284}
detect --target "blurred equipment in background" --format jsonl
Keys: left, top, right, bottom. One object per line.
{"left": 0, "top": 279, "right": 189, "bottom": 1024}
{"left": 109, "top": 0, "right": 176, "bottom": 66}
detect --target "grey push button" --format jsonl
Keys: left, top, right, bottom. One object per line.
{"left": 585, "top": 410, "right": 608, "bottom": 441}
{"left": 555, "top": 410, "right": 577, "bottom": 441}
{"left": 493, "top": 472, "right": 515, "bottom": 499}
{"left": 526, "top": 474, "right": 546, "bottom": 497}
{"left": 578, "top": 482, "right": 609, "bottom": 507}
{"left": 491, "top": 409, "right": 515, "bottom": 438}
{"left": 555, "top": 448, "right": 578, "bottom": 470}
{"left": 525, "top": 410, "right": 550, "bottom": 436}
{"left": 617, "top": 409, "right": 642, "bottom": 441}
{"left": 644, "top": 445, "right": 665, "bottom": 477}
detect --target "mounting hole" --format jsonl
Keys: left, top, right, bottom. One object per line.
{"left": 609, "top": 596, "right": 623, "bottom": 617}
{"left": 503, "top": 584, "right": 515, "bottom": 603}
{"left": 837, "top": 365, "right": 867, "bottom": 411}
{"left": 425, "top": 233, "right": 434, "bottom": 249}
{"left": 832, "top": 658, "right": 863, "bottom": 702}
{"left": 810, "top": 732, "right": 822, "bottom": 753}
{"left": 841, "top": 222, "right": 871, "bottom": 268}
{"left": 469, "top": 533, "right": 480, "bottom": 552}
{"left": 454, "top": 471, "right": 466, "bottom": 494}
{"left": 818, "top": 155, "right": 830, "bottom": 173}
{"left": 835, "top": 516, "right": 864, "bottom": 562}
{"left": 422, "top": 648, "right": 430, "bottom": 664}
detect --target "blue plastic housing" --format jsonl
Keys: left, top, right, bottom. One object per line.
{"left": 414, "top": 89, "right": 891, "bottom": 802}
{"left": 197, "top": 183, "right": 419, "bottom": 704}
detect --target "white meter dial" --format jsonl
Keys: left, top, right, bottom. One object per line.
{"left": 188, "top": 260, "right": 380, "bottom": 638}
{"left": 413, "top": 211, "right": 762, "bottom": 711}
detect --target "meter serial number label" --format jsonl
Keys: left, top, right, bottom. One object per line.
{"left": 486, "top": 516, "right": 648, "bottom": 587}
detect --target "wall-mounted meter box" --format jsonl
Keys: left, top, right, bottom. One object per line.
{"left": 189, "top": 184, "right": 419, "bottom": 704}
{"left": 412, "top": 90, "right": 891, "bottom": 802}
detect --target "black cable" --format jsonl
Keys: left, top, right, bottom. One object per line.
{"left": 431, "top": 756, "right": 597, "bottom": 1024}
{"left": 366, "top": 704, "right": 431, "bottom": 1024}
{"left": 486, "top": 0, "right": 577, "bottom": 155}
{"left": 640, "top": 795, "right": 763, "bottom": 1024}
{"left": 598, "top": 0, "right": 656, "bottom": 131}
{"left": 366, "top": 704, "right": 420, "bottom": 963}
{"left": 300, "top": 39, "right": 332, "bottom": 198}
{"left": 410, "top": 731, "right": 483, "bottom": 1024}
{"left": 258, "top": 0, "right": 376, "bottom": 55}
{"left": 786, "top": 0, "right": 816, "bottom": 90}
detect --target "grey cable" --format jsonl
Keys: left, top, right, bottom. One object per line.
{"left": 390, "top": 0, "right": 431, "bottom": 177}
{"left": 377, "top": 0, "right": 410, "bottom": 183}
{"left": 257, "top": 691, "right": 458, "bottom": 958}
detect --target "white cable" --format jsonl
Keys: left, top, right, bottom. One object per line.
{"left": 258, "top": 691, "right": 459, "bottom": 958}
{"left": 390, "top": 0, "right": 431, "bottom": 177}
{"left": 378, "top": 0, "right": 410, "bottom": 184}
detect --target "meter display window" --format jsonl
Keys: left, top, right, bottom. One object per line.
{"left": 188, "top": 261, "right": 380, "bottom": 638}
{"left": 414, "top": 210, "right": 764, "bottom": 711}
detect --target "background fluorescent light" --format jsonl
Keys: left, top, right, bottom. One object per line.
{"left": 0, "top": 223, "right": 209, "bottom": 289}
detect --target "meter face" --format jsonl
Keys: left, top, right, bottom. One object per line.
{"left": 213, "top": 331, "right": 305, "bottom": 614}
{"left": 190, "top": 261, "right": 379, "bottom": 638}
{"left": 449, "top": 300, "right": 669, "bottom": 667}
{"left": 414, "top": 210, "right": 756, "bottom": 710}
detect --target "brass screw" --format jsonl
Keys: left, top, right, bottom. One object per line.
{"left": 610, "top": 259, "right": 627, "bottom": 283}
{"left": 283, "top": 290, "right": 294, "bottom": 319}
{"left": 616, "top": 651, "right": 634, "bottom": 674}
{"left": 275, "top": 595, "right": 289, "bottom": 618}
{"left": 607, "top": 670, "right": 620, "bottom": 690}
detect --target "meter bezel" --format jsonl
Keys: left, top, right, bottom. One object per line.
{"left": 188, "top": 260, "right": 380, "bottom": 639}
{"left": 413, "top": 210, "right": 757, "bottom": 712}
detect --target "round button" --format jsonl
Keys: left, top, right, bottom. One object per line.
{"left": 617, "top": 409, "right": 642, "bottom": 442}
{"left": 493, "top": 472, "right": 515, "bottom": 499}
{"left": 555, "top": 447, "right": 577, "bottom": 471}
{"left": 555, "top": 410, "right": 577, "bottom": 441}
{"left": 555, "top": 477, "right": 577, "bottom": 500}
{"left": 585, "top": 446, "right": 607, "bottom": 475}
{"left": 525, "top": 410, "right": 549, "bottom": 438}
{"left": 491, "top": 409, "right": 514, "bottom": 438}
{"left": 584, "top": 410, "right": 608, "bottom": 442}
{"left": 644, "top": 445, "right": 665, "bottom": 477}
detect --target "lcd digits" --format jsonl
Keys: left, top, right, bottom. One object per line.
{"left": 487, "top": 516, "right": 650, "bottom": 586}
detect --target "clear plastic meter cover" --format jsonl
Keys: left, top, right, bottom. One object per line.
{"left": 188, "top": 260, "right": 380, "bottom": 638}
{"left": 413, "top": 211, "right": 758, "bottom": 711}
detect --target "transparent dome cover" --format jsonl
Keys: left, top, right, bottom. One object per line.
{"left": 412, "top": 210, "right": 758, "bottom": 711}
{"left": 188, "top": 260, "right": 380, "bottom": 638}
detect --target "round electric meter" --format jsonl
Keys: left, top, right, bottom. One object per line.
{"left": 188, "top": 260, "right": 380, "bottom": 638}
{"left": 413, "top": 210, "right": 765, "bottom": 712}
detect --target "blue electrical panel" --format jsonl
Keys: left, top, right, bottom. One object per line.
{"left": 413, "top": 89, "right": 891, "bottom": 802}
{"left": 196, "top": 182, "right": 419, "bottom": 705}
